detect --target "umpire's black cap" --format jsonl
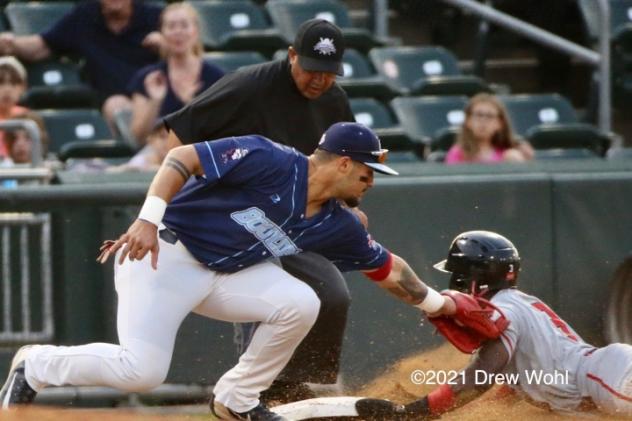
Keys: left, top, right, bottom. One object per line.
{"left": 293, "top": 18, "right": 345, "bottom": 76}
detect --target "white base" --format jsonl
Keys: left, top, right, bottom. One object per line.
{"left": 271, "top": 396, "right": 364, "bottom": 419}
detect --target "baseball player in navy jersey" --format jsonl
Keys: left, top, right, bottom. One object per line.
{"left": 0, "top": 122, "right": 460, "bottom": 421}
{"left": 357, "top": 230, "right": 632, "bottom": 420}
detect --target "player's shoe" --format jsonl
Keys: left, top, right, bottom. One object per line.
{"left": 0, "top": 345, "right": 37, "bottom": 409}
{"left": 210, "top": 393, "right": 288, "bottom": 420}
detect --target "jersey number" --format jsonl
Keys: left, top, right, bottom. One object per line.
{"left": 531, "top": 302, "right": 578, "bottom": 341}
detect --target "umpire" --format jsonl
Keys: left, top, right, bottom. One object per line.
{"left": 163, "top": 18, "right": 354, "bottom": 403}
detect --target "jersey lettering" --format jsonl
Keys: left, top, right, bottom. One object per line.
{"left": 231, "top": 207, "right": 301, "bottom": 256}
{"left": 531, "top": 302, "right": 578, "bottom": 341}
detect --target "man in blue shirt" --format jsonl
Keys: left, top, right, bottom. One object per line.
{"left": 0, "top": 123, "right": 457, "bottom": 421}
{"left": 0, "top": 0, "right": 163, "bottom": 124}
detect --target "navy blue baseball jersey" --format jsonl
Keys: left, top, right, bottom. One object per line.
{"left": 162, "top": 135, "right": 389, "bottom": 273}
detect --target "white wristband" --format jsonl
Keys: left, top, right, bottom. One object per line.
{"left": 138, "top": 195, "right": 167, "bottom": 227}
{"left": 415, "top": 288, "right": 445, "bottom": 313}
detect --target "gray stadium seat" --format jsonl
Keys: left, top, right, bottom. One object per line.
{"left": 369, "top": 46, "right": 490, "bottom": 96}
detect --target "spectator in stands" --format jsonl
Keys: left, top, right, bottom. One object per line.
{"left": 0, "top": 0, "right": 164, "bottom": 125}
{"left": 445, "top": 93, "right": 534, "bottom": 164}
{"left": 127, "top": 2, "right": 224, "bottom": 144}
{"left": 0, "top": 56, "right": 28, "bottom": 159}
{"left": 2, "top": 110, "right": 49, "bottom": 166}
{"left": 111, "top": 123, "right": 169, "bottom": 172}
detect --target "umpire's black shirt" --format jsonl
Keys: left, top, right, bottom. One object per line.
{"left": 163, "top": 58, "right": 354, "bottom": 155}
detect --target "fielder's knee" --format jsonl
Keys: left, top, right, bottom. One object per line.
{"left": 117, "top": 349, "right": 169, "bottom": 392}
{"left": 274, "top": 285, "right": 320, "bottom": 333}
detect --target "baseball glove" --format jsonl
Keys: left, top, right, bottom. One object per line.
{"left": 428, "top": 291, "right": 509, "bottom": 353}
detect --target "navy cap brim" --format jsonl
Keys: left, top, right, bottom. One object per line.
{"left": 364, "top": 162, "right": 399, "bottom": 176}
{"left": 298, "top": 55, "right": 343, "bottom": 76}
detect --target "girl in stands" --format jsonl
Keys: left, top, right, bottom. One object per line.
{"left": 446, "top": 93, "right": 534, "bottom": 164}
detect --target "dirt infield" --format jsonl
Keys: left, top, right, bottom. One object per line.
{"left": 357, "top": 343, "right": 628, "bottom": 420}
{"left": 0, "top": 407, "right": 202, "bottom": 421}
{"left": 1, "top": 344, "right": 629, "bottom": 420}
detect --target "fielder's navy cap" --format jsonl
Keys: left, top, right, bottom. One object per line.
{"left": 293, "top": 18, "right": 345, "bottom": 76}
{"left": 318, "top": 122, "right": 398, "bottom": 175}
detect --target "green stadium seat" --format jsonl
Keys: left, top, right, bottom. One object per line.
{"left": 5, "top": 2, "right": 74, "bottom": 35}
{"left": 265, "top": 0, "right": 384, "bottom": 52}
{"left": 349, "top": 97, "right": 417, "bottom": 156}
{"left": 499, "top": 94, "right": 614, "bottom": 156}
{"left": 337, "top": 49, "right": 397, "bottom": 99}
{"left": 204, "top": 50, "right": 269, "bottom": 73}
{"left": 579, "top": 1, "right": 632, "bottom": 106}
{"left": 190, "top": 0, "right": 287, "bottom": 55}
{"left": 390, "top": 95, "right": 468, "bottom": 155}
{"left": 22, "top": 60, "right": 97, "bottom": 109}
{"left": 579, "top": 0, "right": 632, "bottom": 42}
{"left": 606, "top": 147, "right": 632, "bottom": 159}
{"left": 533, "top": 148, "right": 601, "bottom": 160}
{"left": 369, "top": 46, "right": 490, "bottom": 96}
{"left": 39, "top": 108, "right": 114, "bottom": 154}
{"left": 58, "top": 139, "right": 134, "bottom": 162}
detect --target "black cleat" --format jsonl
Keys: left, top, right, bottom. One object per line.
{"left": 210, "top": 393, "right": 288, "bottom": 420}
{"left": 0, "top": 346, "right": 37, "bottom": 409}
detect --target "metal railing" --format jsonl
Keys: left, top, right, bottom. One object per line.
{"left": 440, "top": 0, "right": 612, "bottom": 135}
{"left": 0, "top": 213, "right": 53, "bottom": 342}
{"left": 1, "top": 147, "right": 54, "bottom": 342}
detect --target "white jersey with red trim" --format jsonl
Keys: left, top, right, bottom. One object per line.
{"left": 491, "top": 289, "right": 596, "bottom": 411}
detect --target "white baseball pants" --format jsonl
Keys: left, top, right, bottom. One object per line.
{"left": 22, "top": 231, "right": 320, "bottom": 412}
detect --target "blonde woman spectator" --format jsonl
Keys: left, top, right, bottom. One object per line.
{"left": 127, "top": 2, "right": 224, "bottom": 144}
{"left": 0, "top": 57, "right": 28, "bottom": 159}
{"left": 445, "top": 93, "right": 534, "bottom": 164}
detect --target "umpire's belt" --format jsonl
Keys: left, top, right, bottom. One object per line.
{"left": 159, "top": 227, "right": 178, "bottom": 244}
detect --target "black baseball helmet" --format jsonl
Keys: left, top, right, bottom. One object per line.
{"left": 434, "top": 230, "right": 520, "bottom": 295}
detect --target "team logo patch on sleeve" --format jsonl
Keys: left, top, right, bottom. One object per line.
{"left": 221, "top": 147, "right": 249, "bottom": 164}
{"left": 366, "top": 234, "right": 380, "bottom": 250}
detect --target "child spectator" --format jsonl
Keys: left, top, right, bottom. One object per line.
{"left": 0, "top": 56, "right": 28, "bottom": 159}
{"left": 112, "top": 123, "right": 169, "bottom": 171}
{"left": 3, "top": 110, "right": 49, "bottom": 166}
{"left": 445, "top": 93, "right": 534, "bottom": 164}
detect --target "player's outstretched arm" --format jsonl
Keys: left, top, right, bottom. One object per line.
{"left": 407, "top": 339, "right": 509, "bottom": 418}
{"left": 98, "top": 145, "right": 203, "bottom": 269}
{"left": 355, "top": 339, "right": 510, "bottom": 420}
{"left": 364, "top": 253, "right": 456, "bottom": 315}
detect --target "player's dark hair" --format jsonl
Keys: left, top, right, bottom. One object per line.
{"left": 313, "top": 148, "right": 339, "bottom": 163}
